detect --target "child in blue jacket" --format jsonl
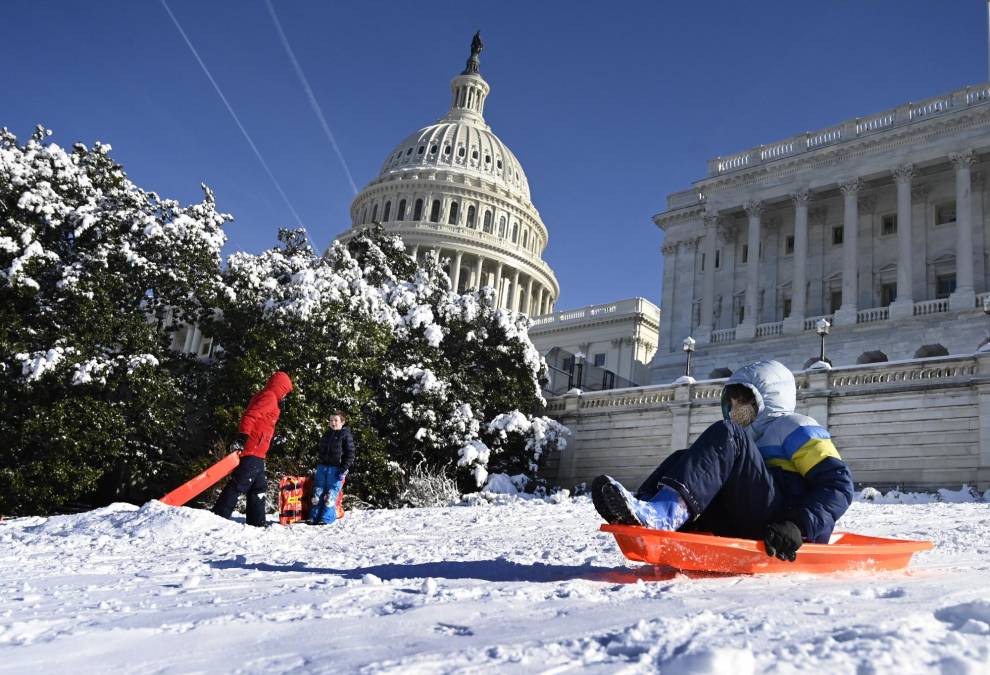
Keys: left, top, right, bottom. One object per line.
{"left": 310, "top": 410, "right": 355, "bottom": 525}
{"left": 592, "top": 360, "right": 854, "bottom": 561}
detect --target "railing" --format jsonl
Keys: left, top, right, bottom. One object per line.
{"left": 804, "top": 314, "right": 833, "bottom": 331}
{"left": 667, "top": 189, "right": 704, "bottom": 209}
{"left": 711, "top": 327, "right": 736, "bottom": 343}
{"left": 755, "top": 321, "right": 783, "bottom": 337}
{"left": 976, "top": 292, "right": 990, "bottom": 309}
{"left": 856, "top": 306, "right": 889, "bottom": 323}
{"left": 915, "top": 298, "right": 950, "bottom": 316}
{"left": 707, "top": 82, "right": 990, "bottom": 176}
{"left": 530, "top": 298, "right": 658, "bottom": 328}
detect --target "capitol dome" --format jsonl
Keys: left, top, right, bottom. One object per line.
{"left": 337, "top": 33, "right": 559, "bottom": 316}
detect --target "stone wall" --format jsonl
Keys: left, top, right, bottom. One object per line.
{"left": 546, "top": 354, "right": 990, "bottom": 492}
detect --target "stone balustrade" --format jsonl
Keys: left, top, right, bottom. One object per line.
{"left": 529, "top": 298, "right": 656, "bottom": 328}
{"left": 915, "top": 298, "right": 951, "bottom": 316}
{"left": 706, "top": 83, "right": 990, "bottom": 177}
{"left": 755, "top": 321, "right": 783, "bottom": 337}
{"left": 856, "top": 307, "right": 889, "bottom": 323}
{"left": 547, "top": 354, "right": 990, "bottom": 492}
{"left": 711, "top": 327, "right": 736, "bottom": 343}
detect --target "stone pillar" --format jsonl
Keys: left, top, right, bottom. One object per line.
{"left": 834, "top": 178, "right": 860, "bottom": 326}
{"left": 697, "top": 212, "right": 718, "bottom": 343}
{"left": 535, "top": 286, "right": 546, "bottom": 316}
{"left": 950, "top": 150, "right": 976, "bottom": 310}
{"left": 511, "top": 268, "right": 521, "bottom": 312}
{"left": 452, "top": 251, "right": 464, "bottom": 293}
{"left": 784, "top": 190, "right": 810, "bottom": 334}
{"left": 737, "top": 201, "right": 763, "bottom": 339}
{"left": 524, "top": 276, "right": 534, "bottom": 315}
{"left": 890, "top": 164, "right": 916, "bottom": 320}
{"left": 660, "top": 240, "right": 679, "bottom": 352}
{"left": 474, "top": 256, "right": 484, "bottom": 291}
{"left": 494, "top": 262, "right": 504, "bottom": 306}
{"left": 410, "top": 244, "right": 419, "bottom": 261}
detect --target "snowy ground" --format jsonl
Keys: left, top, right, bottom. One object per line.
{"left": 1, "top": 490, "right": 989, "bottom": 674}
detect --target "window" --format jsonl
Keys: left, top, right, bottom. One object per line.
{"left": 880, "top": 282, "right": 897, "bottom": 306}
{"left": 741, "top": 244, "right": 748, "bottom": 264}
{"left": 832, "top": 226, "right": 844, "bottom": 246}
{"left": 406, "top": 148, "right": 412, "bottom": 156}
{"left": 444, "top": 145, "right": 451, "bottom": 155}
{"left": 830, "top": 290, "right": 842, "bottom": 313}
{"left": 881, "top": 213, "right": 897, "bottom": 236}
{"left": 429, "top": 200, "right": 441, "bottom": 223}
{"left": 593, "top": 353, "right": 606, "bottom": 368}
{"left": 496, "top": 159, "right": 503, "bottom": 169}
{"left": 785, "top": 235, "right": 794, "bottom": 254}
{"left": 383, "top": 201, "right": 391, "bottom": 222}
{"left": 936, "top": 274, "right": 956, "bottom": 299}
{"left": 430, "top": 144, "right": 438, "bottom": 154}
{"left": 715, "top": 249, "right": 721, "bottom": 269}
{"left": 467, "top": 205, "right": 476, "bottom": 228}
{"left": 523, "top": 230, "right": 529, "bottom": 247}
{"left": 483, "top": 210, "right": 493, "bottom": 233}
{"left": 397, "top": 199, "right": 407, "bottom": 220}
{"left": 935, "top": 202, "right": 957, "bottom": 226}
{"left": 458, "top": 147, "right": 466, "bottom": 157}
{"left": 472, "top": 150, "right": 479, "bottom": 160}
{"left": 782, "top": 296, "right": 792, "bottom": 318}
{"left": 485, "top": 155, "right": 491, "bottom": 164}
{"left": 371, "top": 204, "right": 378, "bottom": 222}
{"left": 448, "top": 201, "right": 459, "bottom": 224}
{"left": 512, "top": 224, "right": 519, "bottom": 243}
{"left": 413, "top": 199, "right": 423, "bottom": 221}
{"left": 499, "top": 216, "right": 507, "bottom": 237}
{"left": 417, "top": 146, "right": 425, "bottom": 155}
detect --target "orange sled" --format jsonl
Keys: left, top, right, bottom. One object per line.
{"left": 160, "top": 452, "right": 241, "bottom": 507}
{"left": 601, "top": 524, "right": 933, "bottom": 574}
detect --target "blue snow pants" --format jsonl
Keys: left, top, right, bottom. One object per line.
{"left": 310, "top": 464, "right": 344, "bottom": 524}
{"left": 635, "top": 420, "right": 787, "bottom": 540}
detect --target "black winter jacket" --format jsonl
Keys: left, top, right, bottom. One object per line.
{"left": 318, "top": 427, "right": 355, "bottom": 473}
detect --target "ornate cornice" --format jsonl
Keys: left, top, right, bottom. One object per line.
{"left": 892, "top": 163, "right": 915, "bottom": 184}
{"left": 790, "top": 189, "right": 810, "bottom": 207}
{"left": 950, "top": 149, "right": 975, "bottom": 169}
{"left": 839, "top": 178, "right": 861, "bottom": 196}
{"left": 744, "top": 200, "right": 765, "bottom": 218}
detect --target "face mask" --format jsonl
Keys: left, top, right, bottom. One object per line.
{"left": 729, "top": 401, "right": 756, "bottom": 427}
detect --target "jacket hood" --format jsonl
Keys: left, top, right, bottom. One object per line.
{"left": 721, "top": 360, "right": 796, "bottom": 437}
{"left": 265, "top": 371, "right": 294, "bottom": 399}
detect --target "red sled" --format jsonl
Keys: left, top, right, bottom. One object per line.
{"left": 601, "top": 524, "right": 933, "bottom": 575}
{"left": 278, "top": 476, "right": 313, "bottom": 525}
{"left": 160, "top": 452, "right": 240, "bottom": 507}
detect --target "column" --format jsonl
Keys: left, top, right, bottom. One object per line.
{"left": 697, "top": 212, "right": 718, "bottom": 342}
{"left": 410, "top": 244, "right": 419, "bottom": 261}
{"left": 536, "top": 287, "right": 546, "bottom": 316}
{"left": 736, "top": 201, "right": 763, "bottom": 339}
{"left": 474, "top": 256, "right": 484, "bottom": 291}
{"left": 452, "top": 251, "right": 464, "bottom": 293}
{"left": 890, "top": 164, "right": 915, "bottom": 320}
{"left": 494, "top": 262, "right": 504, "bottom": 306}
{"left": 784, "top": 190, "right": 810, "bottom": 334}
{"left": 524, "top": 276, "right": 534, "bottom": 315}
{"left": 660, "top": 240, "right": 679, "bottom": 351}
{"left": 511, "top": 269, "right": 521, "bottom": 312}
{"left": 834, "top": 178, "right": 860, "bottom": 326}
{"left": 950, "top": 150, "right": 976, "bottom": 310}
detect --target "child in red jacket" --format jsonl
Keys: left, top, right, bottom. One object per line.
{"left": 212, "top": 371, "right": 293, "bottom": 527}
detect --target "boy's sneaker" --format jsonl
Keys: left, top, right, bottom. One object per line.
{"left": 591, "top": 475, "right": 643, "bottom": 526}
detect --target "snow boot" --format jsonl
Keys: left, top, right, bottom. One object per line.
{"left": 592, "top": 475, "right": 690, "bottom": 531}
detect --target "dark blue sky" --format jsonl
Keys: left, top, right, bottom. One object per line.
{"left": 4, "top": 1, "right": 987, "bottom": 309}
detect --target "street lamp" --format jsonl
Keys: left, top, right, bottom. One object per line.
{"left": 814, "top": 318, "right": 831, "bottom": 367}
{"left": 682, "top": 336, "right": 696, "bottom": 378}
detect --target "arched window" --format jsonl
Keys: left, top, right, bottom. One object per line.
{"left": 914, "top": 344, "right": 949, "bottom": 358}
{"left": 383, "top": 201, "right": 391, "bottom": 222}
{"left": 511, "top": 223, "right": 518, "bottom": 243}
{"left": 413, "top": 199, "right": 423, "bottom": 221}
{"left": 483, "top": 210, "right": 493, "bottom": 233}
{"left": 371, "top": 204, "right": 378, "bottom": 222}
{"left": 498, "top": 216, "right": 506, "bottom": 237}
{"left": 467, "top": 205, "right": 476, "bottom": 228}
{"left": 397, "top": 199, "right": 406, "bottom": 221}
{"left": 448, "top": 201, "right": 459, "bottom": 224}
{"left": 856, "top": 350, "right": 888, "bottom": 364}
{"left": 708, "top": 368, "right": 733, "bottom": 379}
{"left": 523, "top": 230, "right": 529, "bottom": 248}
{"left": 429, "top": 200, "right": 441, "bottom": 223}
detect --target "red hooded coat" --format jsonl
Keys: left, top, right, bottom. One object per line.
{"left": 238, "top": 371, "right": 293, "bottom": 459}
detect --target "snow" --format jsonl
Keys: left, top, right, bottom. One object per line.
{"left": 1, "top": 492, "right": 988, "bottom": 673}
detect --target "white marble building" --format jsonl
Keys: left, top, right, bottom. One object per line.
{"left": 335, "top": 34, "right": 558, "bottom": 315}
{"left": 650, "top": 82, "right": 990, "bottom": 383}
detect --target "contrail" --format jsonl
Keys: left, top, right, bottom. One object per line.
{"left": 264, "top": 0, "right": 358, "bottom": 195}
{"left": 160, "top": 0, "right": 315, "bottom": 247}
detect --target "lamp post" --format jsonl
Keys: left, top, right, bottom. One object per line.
{"left": 682, "top": 336, "right": 696, "bottom": 378}
{"left": 815, "top": 318, "right": 831, "bottom": 366}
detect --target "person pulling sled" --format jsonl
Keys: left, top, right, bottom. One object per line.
{"left": 310, "top": 410, "right": 355, "bottom": 525}
{"left": 592, "top": 360, "right": 854, "bottom": 561}
{"left": 212, "top": 371, "right": 293, "bottom": 527}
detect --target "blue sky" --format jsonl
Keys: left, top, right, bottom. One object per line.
{"left": 3, "top": 1, "right": 988, "bottom": 309}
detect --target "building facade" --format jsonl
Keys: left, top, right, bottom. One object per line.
{"left": 650, "top": 82, "right": 990, "bottom": 383}
{"left": 335, "top": 34, "right": 559, "bottom": 315}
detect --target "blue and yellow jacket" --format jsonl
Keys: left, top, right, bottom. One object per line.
{"left": 722, "top": 360, "right": 854, "bottom": 543}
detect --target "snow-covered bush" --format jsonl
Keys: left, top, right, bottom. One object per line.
{"left": 0, "top": 127, "right": 229, "bottom": 515}
{"left": 397, "top": 456, "right": 460, "bottom": 508}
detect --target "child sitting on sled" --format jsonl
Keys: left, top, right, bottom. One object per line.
{"left": 310, "top": 410, "right": 356, "bottom": 525}
{"left": 592, "top": 360, "right": 854, "bottom": 561}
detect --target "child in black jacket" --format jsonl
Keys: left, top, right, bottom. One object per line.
{"left": 310, "top": 410, "right": 355, "bottom": 524}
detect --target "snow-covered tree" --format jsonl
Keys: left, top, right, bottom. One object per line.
{"left": 0, "top": 127, "right": 229, "bottom": 515}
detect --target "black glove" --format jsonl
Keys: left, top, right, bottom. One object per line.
{"left": 763, "top": 520, "right": 803, "bottom": 562}
{"left": 230, "top": 432, "right": 249, "bottom": 453}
